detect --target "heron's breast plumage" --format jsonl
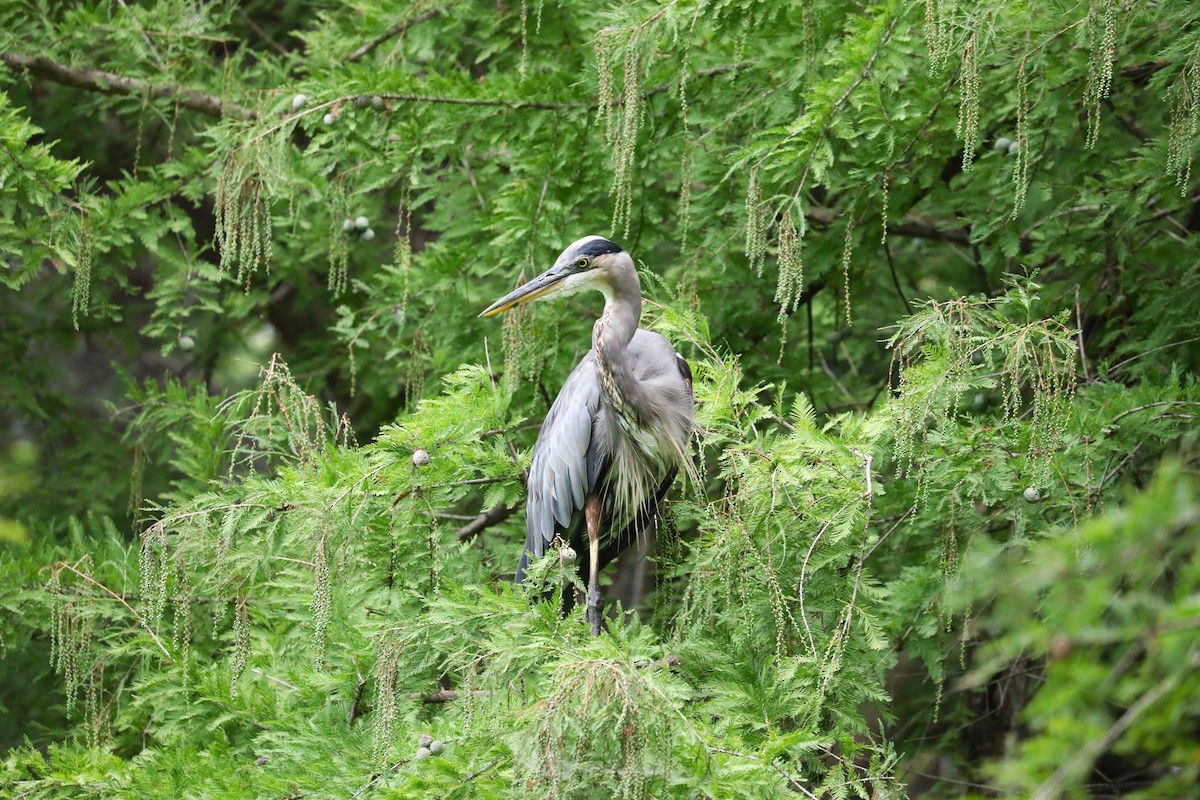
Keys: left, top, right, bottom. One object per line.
{"left": 592, "top": 329, "right": 693, "bottom": 531}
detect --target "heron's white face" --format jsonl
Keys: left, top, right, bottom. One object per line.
{"left": 479, "top": 236, "right": 625, "bottom": 316}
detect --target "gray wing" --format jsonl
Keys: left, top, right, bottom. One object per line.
{"left": 516, "top": 351, "right": 607, "bottom": 582}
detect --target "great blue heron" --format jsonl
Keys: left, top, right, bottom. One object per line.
{"left": 481, "top": 236, "right": 694, "bottom": 634}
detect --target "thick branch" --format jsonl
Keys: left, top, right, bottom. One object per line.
{"left": 889, "top": 214, "right": 971, "bottom": 245}
{"left": 643, "top": 655, "right": 682, "bottom": 671}
{"left": 3, "top": 51, "right": 749, "bottom": 129}
{"left": 808, "top": 206, "right": 970, "bottom": 246}
{"left": 457, "top": 503, "right": 518, "bottom": 542}
{"left": 1, "top": 53, "right": 256, "bottom": 120}
{"left": 409, "top": 689, "right": 492, "bottom": 704}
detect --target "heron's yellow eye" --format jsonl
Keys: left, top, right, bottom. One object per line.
{"left": 575, "top": 257, "right": 590, "bottom": 269}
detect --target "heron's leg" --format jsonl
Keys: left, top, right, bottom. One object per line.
{"left": 585, "top": 494, "right": 602, "bottom": 636}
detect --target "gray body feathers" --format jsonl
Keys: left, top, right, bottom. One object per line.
{"left": 516, "top": 328, "right": 693, "bottom": 581}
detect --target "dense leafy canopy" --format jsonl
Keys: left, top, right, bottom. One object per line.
{"left": 2, "top": 1, "right": 1199, "bottom": 798}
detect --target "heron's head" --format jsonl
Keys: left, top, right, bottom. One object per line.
{"left": 479, "top": 236, "right": 633, "bottom": 317}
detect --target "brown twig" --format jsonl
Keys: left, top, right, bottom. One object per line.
{"left": 770, "top": 413, "right": 797, "bottom": 432}
{"left": 348, "top": 670, "right": 369, "bottom": 726}
{"left": 1, "top": 53, "right": 256, "bottom": 120}
{"left": 642, "top": 655, "right": 682, "bottom": 671}
{"left": 393, "top": 475, "right": 510, "bottom": 508}
{"left": 883, "top": 236, "right": 914, "bottom": 313}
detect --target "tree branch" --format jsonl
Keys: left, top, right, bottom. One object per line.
{"left": 785, "top": 14, "right": 900, "bottom": 203}
{"left": 409, "top": 688, "right": 492, "bottom": 704}
{"left": 346, "top": 9, "right": 441, "bottom": 62}
{"left": 1, "top": 53, "right": 256, "bottom": 120}
{"left": 1110, "top": 400, "right": 1200, "bottom": 426}
{"left": 808, "top": 206, "right": 970, "bottom": 246}
{"left": 643, "top": 62, "right": 752, "bottom": 99}
{"left": 250, "top": 668, "right": 298, "bottom": 691}
{"left": 115, "top": 0, "right": 166, "bottom": 71}
{"left": 2, "top": 50, "right": 746, "bottom": 132}
{"left": 457, "top": 504, "right": 518, "bottom": 542}
{"left": 237, "top": 9, "right": 288, "bottom": 56}
{"left": 48, "top": 559, "right": 173, "bottom": 662}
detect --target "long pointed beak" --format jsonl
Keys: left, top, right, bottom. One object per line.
{"left": 479, "top": 265, "right": 569, "bottom": 317}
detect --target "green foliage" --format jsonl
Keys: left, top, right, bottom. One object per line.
{"left": 885, "top": 280, "right": 1077, "bottom": 487}
{"left": 954, "top": 460, "right": 1200, "bottom": 798}
{"left": 2, "top": 1, "right": 1200, "bottom": 798}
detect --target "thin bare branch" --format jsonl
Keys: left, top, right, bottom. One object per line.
{"left": 237, "top": 9, "right": 288, "bottom": 56}
{"left": 116, "top": 0, "right": 166, "bottom": 71}
{"left": 706, "top": 746, "right": 820, "bottom": 799}
{"left": 49, "top": 560, "right": 173, "bottom": 662}
{"left": 798, "top": 502, "right": 853, "bottom": 660}
{"left": 327, "top": 463, "right": 389, "bottom": 511}
{"left": 1110, "top": 400, "right": 1200, "bottom": 426}
{"left": 375, "top": 91, "right": 575, "bottom": 111}
{"left": 1109, "top": 335, "right": 1200, "bottom": 374}
{"left": 346, "top": 9, "right": 440, "bottom": 62}
{"left": 349, "top": 757, "right": 410, "bottom": 800}
{"left": 1075, "top": 284, "right": 1090, "bottom": 382}
{"left": 250, "top": 668, "right": 298, "bottom": 691}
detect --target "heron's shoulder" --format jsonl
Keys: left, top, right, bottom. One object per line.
{"left": 629, "top": 330, "right": 689, "bottom": 379}
{"left": 558, "top": 348, "right": 598, "bottom": 385}
{"left": 629, "top": 329, "right": 678, "bottom": 356}
{"left": 544, "top": 350, "right": 600, "bottom": 416}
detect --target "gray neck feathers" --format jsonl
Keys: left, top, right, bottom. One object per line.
{"left": 592, "top": 264, "right": 643, "bottom": 418}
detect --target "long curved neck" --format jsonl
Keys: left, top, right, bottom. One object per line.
{"left": 592, "top": 268, "right": 643, "bottom": 417}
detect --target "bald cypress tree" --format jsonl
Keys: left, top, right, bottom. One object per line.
{"left": 2, "top": 2, "right": 1198, "bottom": 797}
